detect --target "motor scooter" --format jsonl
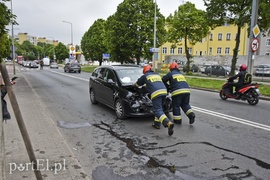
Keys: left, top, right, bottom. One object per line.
{"left": 219, "top": 79, "right": 260, "bottom": 105}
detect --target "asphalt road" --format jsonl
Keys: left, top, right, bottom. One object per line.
{"left": 17, "top": 66, "right": 270, "bottom": 180}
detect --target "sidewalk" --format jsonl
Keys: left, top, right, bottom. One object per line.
{"left": 2, "top": 65, "right": 91, "bottom": 179}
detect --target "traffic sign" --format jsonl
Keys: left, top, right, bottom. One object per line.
{"left": 103, "top": 53, "right": 110, "bottom": 59}
{"left": 250, "top": 38, "right": 260, "bottom": 52}
{"left": 150, "top": 48, "right": 160, "bottom": 53}
{"left": 252, "top": 25, "right": 260, "bottom": 38}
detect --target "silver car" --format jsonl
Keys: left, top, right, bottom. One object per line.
{"left": 50, "top": 62, "right": 59, "bottom": 69}
{"left": 255, "top": 64, "right": 270, "bottom": 76}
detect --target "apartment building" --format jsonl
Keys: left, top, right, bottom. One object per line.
{"left": 157, "top": 24, "right": 249, "bottom": 63}
{"left": 16, "top": 33, "right": 59, "bottom": 46}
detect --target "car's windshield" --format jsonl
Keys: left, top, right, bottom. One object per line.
{"left": 116, "top": 68, "right": 143, "bottom": 84}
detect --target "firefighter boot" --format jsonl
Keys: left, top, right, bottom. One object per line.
{"left": 167, "top": 122, "right": 174, "bottom": 136}
{"left": 152, "top": 117, "right": 161, "bottom": 129}
{"left": 173, "top": 119, "right": 182, "bottom": 124}
{"left": 188, "top": 112, "right": 195, "bottom": 124}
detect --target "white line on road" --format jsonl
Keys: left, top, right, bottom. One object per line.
{"left": 193, "top": 106, "right": 270, "bottom": 131}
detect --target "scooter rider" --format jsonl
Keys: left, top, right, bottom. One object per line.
{"left": 134, "top": 65, "right": 174, "bottom": 136}
{"left": 162, "top": 62, "right": 195, "bottom": 125}
{"left": 227, "top": 64, "right": 247, "bottom": 94}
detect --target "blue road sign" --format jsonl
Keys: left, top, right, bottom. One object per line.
{"left": 103, "top": 53, "right": 110, "bottom": 59}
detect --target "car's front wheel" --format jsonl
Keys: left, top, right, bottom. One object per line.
{"left": 115, "top": 99, "right": 127, "bottom": 120}
{"left": 90, "top": 89, "right": 98, "bottom": 104}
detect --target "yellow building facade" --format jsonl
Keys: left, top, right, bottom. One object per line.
{"left": 155, "top": 24, "right": 249, "bottom": 67}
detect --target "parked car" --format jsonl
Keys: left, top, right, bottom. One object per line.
{"left": 200, "top": 64, "right": 211, "bottom": 74}
{"left": 29, "top": 61, "right": 38, "bottom": 68}
{"left": 64, "top": 62, "right": 81, "bottom": 73}
{"left": 255, "top": 64, "right": 270, "bottom": 76}
{"left": 50, "top": 62, "right": 59, "bottom": 69}
{"left": 89, "top": 65, "right": 172, "bottom": 119}
{"left": 183, "top": 64, "right": 199, "bottom": 72}
{"left": 204, "top": 65, "right": 231, "bottom": 76}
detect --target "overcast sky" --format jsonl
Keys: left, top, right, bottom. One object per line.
{"left": 6, "top": 0, "right": 205, "bottom": 45}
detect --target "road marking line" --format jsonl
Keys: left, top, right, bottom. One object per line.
{"left": 193, "top": 106, "right": 270, "bottom": 131}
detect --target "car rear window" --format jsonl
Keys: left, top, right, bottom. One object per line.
{"left": 71, "top": 63, "right": 80, "bottom": 67}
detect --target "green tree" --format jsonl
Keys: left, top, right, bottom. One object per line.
{"left": 0, "top": 0, "right": 15, "bottom": 62}
{"left": 0, "top": 34, "right": 11, "bottom": 60}
{"left": 166, "top": 2, "right": 209, "bottom": 72}
{"left": 55, "top": 42, "right": 69, "bottom": 62}
{"left": 81, "top": 19, "right": 107, "bottom": 66}
{"left": 20, "top": 40, "right": 38, "bottom": 60}
{"left": 203, "top": 0, "right": 270, "bottom": 76}
{"left": 105, "top": 0, "right": 166, "bottom": 64}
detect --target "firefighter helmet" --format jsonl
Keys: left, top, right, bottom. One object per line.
{"left": 169, "top": 62, "right": 179, "bottom": 71}
{"left": 143, "top": 65, "right": 152, "bottom": 74}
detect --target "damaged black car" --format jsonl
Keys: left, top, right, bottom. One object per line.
{"left": 89, "top": 65, "right": 171, "bottom": 119}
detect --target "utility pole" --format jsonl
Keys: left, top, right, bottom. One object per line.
{"left": 247, "top": 0, "right": 260, "bottom": 74}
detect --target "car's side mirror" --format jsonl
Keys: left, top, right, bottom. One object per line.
{"left": 108, "top": 79, "right": 115, "bottom": 84}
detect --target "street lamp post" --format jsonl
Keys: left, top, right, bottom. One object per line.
{"left": 62, "top": 21, "right": 73, "bottom": 45}
{"left": 62, "top": 21, "right": 74, "bottom": 60}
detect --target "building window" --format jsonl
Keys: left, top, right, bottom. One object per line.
{"left": 178, "top": 47, "right": 182, "bottom": 54}
{"left": 266, "top": 39, "right": 270, "bottom": 46}
{"left": 210, "top": 33, "right": 213, "bottom": 41}
{"left": 226, "top": 33, "right": 231, "bottom": 41}
{"left": 217, "top": 47, "right": 222, "bottom": 54}
{"left": 188, "top": 48, "right": 192, "bottom": 54}
{"left": 170, "top": 47, "right": 175, "bottom": 54}
{"left": 178, "top": 37, "right": 182, "bottom": 41}
{"left": 225, "top": 47, "right": 230, "bottom": 54}
{"left": 162, "top": 47, "right": 167, "bottom": 54}
{"left": 218, "top": 33, "right": 222, "bottom": 41}
{"left": 209, "top": 47, "right": 212, "bottom": 55}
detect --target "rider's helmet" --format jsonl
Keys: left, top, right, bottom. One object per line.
{"left": 239, "top": 64, "right": 247, "bottom": 71}
{"left": 143, "top": 65, "right": 152, "bottom": 74}
{"left": 169, "top": 62, "right": 179, "bottom": 71}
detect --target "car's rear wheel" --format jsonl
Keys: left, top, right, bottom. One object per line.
{"left": 115, "top": 99, "right": 127, "bottom": 120}
{"left": 90, "top": 89, "right": 98, "bottom": 104}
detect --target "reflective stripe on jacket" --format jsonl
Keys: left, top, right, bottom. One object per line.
{"left": 162, "top": 69, "right": 190, "bottom": 96}
{"left": 135, "top": 71, "right": 167, "bottom": 99}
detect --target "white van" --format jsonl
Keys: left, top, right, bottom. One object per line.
{"left": 43, "top": 58, "right": 50, "bottom": 66}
